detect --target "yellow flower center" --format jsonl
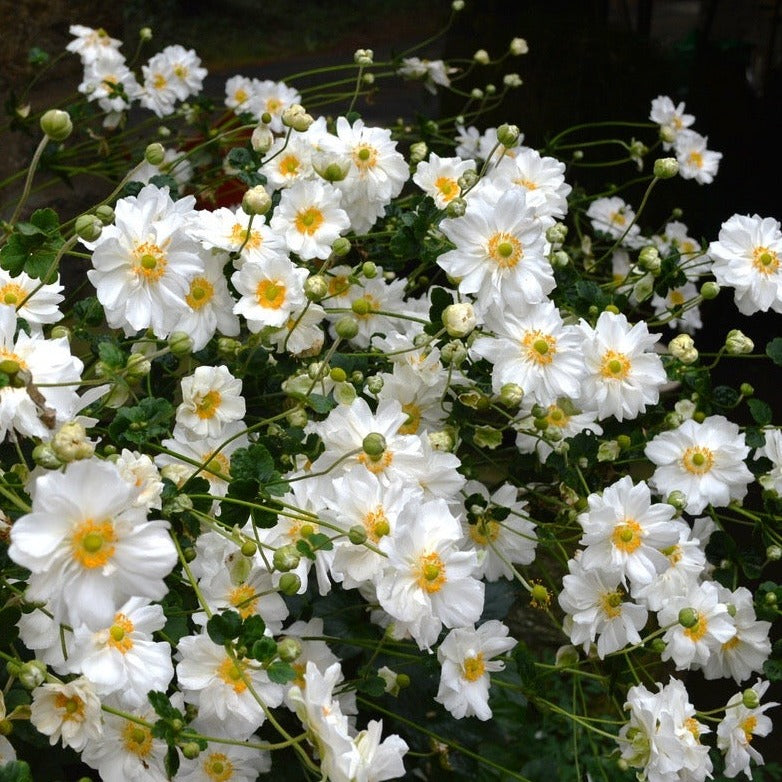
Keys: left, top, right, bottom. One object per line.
{"left": 174, "top": 64, "right": 188, "bottom": 80}
{"left": 229, "top": 583, "right": 259, "bottom": 619}
{"left": 357, "top": 449, "right": 394, "bottom": 475}
{"left": 353, "top": 144, "right": 378, "bottom": 171}
{"left": 687, "top": 150, "right": 703, "bottom": 169}
{"left": 599, "top": 350, "right": 631, "bottom": 380}
{"left": 132, "top": 241, "right": 168, "bottom": 282}
{"left": 486, "top": 232, "right": 523, "bottom": 268}
{"left": 684, "top": 717, "right": 702, "bottom": 740}
{"left": 279, "top": 154, "right": 301, "bottom": 176}
{"left": 71, "top": 519, "right": 117, "bottom": 569}
{"left": 611, "top": 519, "right": 643, "bottom": 553}
{"left": 416, "top": 552, "right": 446, "bottom": 593}
{"left": 363, "top": 507, "right": 390, "bottom": 543}
{"left": 434, "top": 176, "right": 458, "bottom": 202}
{"left": 0, "top": 349, "right": 27, "bottom": 372}
{"left": 399, "top": 401, "right": 422, "bottom": 435}
{"left": 107, "top": 613, "right": 135, "bottom": 653}
{"left": 204, "top": 753, "right": 234, "bottom": 782}
{"left": 752, "top": 246, "right": 780, "bottom": 276}
{"left": 234, "top": 88, "right": 249, "bottom": 105}
{"left": 0, "top": 283, "right": 27, "bottom": 307}
{"left": 186, "top": 277, "right": 215, "bottom": 310}
{"left": 328, "top": 275, "right": 351, "bottom": 297}
{"left": 681, "top": 446, "right": 714, "bottom": 475}
{"left": 741, "top": 715, "right": 758, "bottom": 743}
{"left": 202, "top": 451, "right": 231, "bottom": 480}
{"left": 469, "top": 515, "right": 501, "bottom": 546}
{"left": 122, "top": 721, "right": 154, "bottom": 757}
{"left": 513, "top": 177, "right": 538, "bottom": 190}
{"left": 599, "top": 590, "right": 624, "bottom": 619}
{"left": 256, "top": 279, "right": 287, "bottom": 309}
{"left": 669, "top": 290, "right": 685, "bottom": 306}
{"left": 217, "top": 657, "right": 248, "bottom": 693}
{"left": 462, "top": 653, "right": 486, "bottom": 682}
{"left": 546, "top": 405, "right": 570, "bottom": 427}
{"left": 609, "top": 211, "right": 627, "bottom": 226}
{"left": 54, "top": 693, "right": 86, "bottom": 721}
{"left": 230, "top": 223, "right": 262, "bottom": 250}
{"left": 294, "top": 207, "right": 325, "bottom": 236}
{"left": 266, "top": 97, "right": 282, "bottom": 114}
{"left": 683, "top": 611, "right": 708, "bottom": 642}
{"left": 522, "top": 330, "right": 557, "bottom": 365}
{"left": 722, "top": 635, "right": 741, "bottom": 651}
{"left": 152, "top": 73, "right": 166, "bottom": 90}
{"left": 195, "top": 390, "right": 222, "bottom": 420}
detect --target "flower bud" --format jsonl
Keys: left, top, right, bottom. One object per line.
{"left": 74, "top": 213, "right": 103, "bottom": 242}
{"left": 668, "top": 333, "right": 698, "bottom": 364}
{"left": 725, "top": 329, "right": 754, "bottom": 355}
{"left": 277, "top": 637, "right": 302, "bottom": 662}
{"left": 555, "top": 645, "right": 579, "bottom": 668}
{"left": 139, "top": 27, "right": 153, "bottom": 41}
{"left": 354, "top": 48, "right": 374, "bottom": 66}
{"left": 273, "top": 545, "right": 301, "bottom": 572}
{"left": 312, "top": 151, "right": 351, "bottom": 182}
{"left": 550, "top": 250, "right": 570, "bottom": 268}
{"left": 503, "top": 73, "right": 523, "bottom": 88}
{"left": 428, "top": 430, "right": 455, "bottom": 452}
{"left": 452, "top": 0, "right": 465, "bottom": 10}
{"left": 331, "top": 237, "right": 351, "bottom": 257}
{"left": 40, "top": 109, "right": 73, "bottom": 141}
{"left": 659, "top": 126, "right": 677, "bottom": 144}
{"left": 470, "top": 87, "right": 484, "bottom": 100}
{"left": 597, "top": 440, "right": 621, "bottom": 462}
{"left": 362, "top": 432, "right": 387, "bottom": 459}
{"left": 50, "top": 325, "right": 71, "bottom": 341}
{"left": 546, "top": 223, "right": 568, "bottom": 245}
{"left": 18, "top": 660, "right": 47, "bottom": 690}
{"left": 653, "top": 157, "right": 679, "bottom": 179}
{"left": 282, "top": 104, "right": 314, "bottom": 132}
{"left": 678, "top": 607, "right": 698, "bottom": 628}
{"left": 240, "top": 540, "right": 257, "bottom": 557}
{"left": 251, "top": 125, "right": 274, "bottom": 153}
{"left": 499, "top": 383, "right": 524, "bottom": 408}
{"left": 742, "top": 689, "right": 761, "bottom": 710}
{"left": 767, "top": 544, "right": 782, "bottom": 561}
{"left": 144, "top": 142, "right": 166, "bottom": 166}
{"left": 445, "top": 197, "right": 467, "bottom": 218}
{"left": 509, "top": 37, "right": 529, "bottom": 55}
{"left": 362, "top": 72, "right": 375, "bottom": 85}
{"left": 168, "top": 331, "right": 193, "bottom": 357}
{"left": 457, "top": 171, "right": 478, "bottom": 191}
{"left": 361, "top": 262, "right": 377, "bottom": 280}
{"left": 649, "top": 638, "right": 667, "bottom": 654}
{"left": 485, "top": 83, "right": 497, "bottom": 95}
{"left": 31, "top": 443, "right": 62, "bottom": 469}
{"left": 334, "top": 316, "right": 359, "bottom": 340}
{"left": 181, "top": 742, "right": 201, "bottom": 760}
{"left": 242, "top": 186, "right": 272, "bottom": 216}
{"left": 638, "top": 245, "right": 661, "bottom": 273}
{"left": 441, "top": 340, "right": 467, "bottom": 366}
{"left": 52, "top": 421, "right": 94, "bottom": 463}
{"left": 366, "top": 375, "right": 384, "bottom": 394}
{"left": 496, "top": 123, "right": 520, "bottom": 149}
{"left": 700, "top": 281, "right": 720, "bottom": 300}
{"left": 261, "top": 112, "right": 273, "bottom": 125}
{"left": 278, "top": 572, "right": 301, "bottom": 595}
{"left": 740, "top": 383, "right": 754, "bottom": 397}
{"left": 473, "top": 49, "right": 490, "bottom": 65}
{"left": 408, "top": 141, "right": 428, "bottom": 165}
{"left": 218, "top": 337, "right": 242, "bottom": 360}
{"left": 95, "top": 204, "right": 115, "bottom": 225}
{"left": 442, "top": 302, "right": 477, "bottom": 337}
{"left": 666, "top": 490, "right": 687, "bottom": 512}
{"left": 348, "top": 525, "right": 368, "bottom": 545}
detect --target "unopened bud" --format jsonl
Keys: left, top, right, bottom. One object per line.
{"left": 767, "top": 544, "right": 782, "bottom": 561}
{"left": 503, "top": 73, "right": 523, "bottom": 88}
{"left": 74, "top": 213, "right": 103, "bottom": 242}
{"left": 452, "top": 0, "right": 465, "bottom": 10}
{"left": 510, "top": 37, "right": 529, "bottom": 55}
{"left": 659, "top": 126, "right": 677, "bottom": 144}
{"left": 144, "top": 142, "right": 165, "bottom": 166}
{"left": 473, "top": 49, "right": 490, "bottom": 65}
{"left": 304, "top": 275, "right": 328, "bottom": 301}
{"left": 334, "top": 316, "right": 359, "bottom": 340}
{"left": 251, "top": 125, "right": 274, "bottom": 153}
{"left": 428, "top": 430, "right": 455, "bottom": 452}
{"left": 362, "top": 432, "right": 386, "bottom": 459}
{"left": 331, "top": 237, "right": 351, "bottom": 257}
{"left": 546, "top": 223, "right": 568, "bottom": 245}
{"left": 277, "top": 637, "right": 302, "bottom": 662}
{"left": 740, "top": 383, "right": 754, "bottom": 397}
{"left": 496, "top": 123, "right": 520, "bottom": 148}
{"left": 550, "top": 250, "right": 570, "bottom": 268}
{"left": 678, "top": 607, "right": 698, "bottom": 628}
{"left": 354, "top": 48, "right": 374, "bottom": 66}
{"left": 218, "top": 337, "right": 242, "bottom": 360}
{"left": 409, "top": 141, "right": 428, "bottom": 165}
{"left": 240, "top": 540, "right": 257, "bottom": 557}
{"left": 445, "top": 197, "right": 467, "bottom": 218}
{"left": 366, "top": 375, "right": 384, "bottom": 394}
{"left": 700, "top": 281, "right": 720, "bottom": 300}
{"left": 168, "top": 331, "right": 193, "bottom": 357}
{"left": 40, "top": 109, "right": 73, "bottom": 141}
{"left": 273, "top": 545, "right": 301, "bottom": 572}
{"left": 18, "top": 660, "right": 47, "bottom": 690}
{"left": 278, "top": 572, "right": 301, "bottom": 595}
{"left": 725, "top": 329, "right": 754, "bottom": 355}
{"left": 442, "top": 302, "right": 476, "bottom": 337}
{"left": 52, "top": 421, "right": 94, "bottom": 463}
{"left": 653, "top": 157, "right": 679, "bottom": 179}
{"left": 555, "top": 645, "right": 579, "bottom": 668}
{"left": 348, "top": 525, "right": 368, "bottom": 544}
{"left": 669, "top": 333, "right": 698, "bottom": 364}
{"left": 742, "top": 689, "right": 761, "bottom": 710}
{"left": 242, "top": 186, "right": 272, "bottom": 216}
{"left": 638, "top": 245, "right": 661, "bottom": 273}
{"left": 441, "top": 340, "right": 467, "bottom": 366}
{"left": 95, "top": 204, "right": 115, "bottom": 225}
{"left": 31, "top": 443, "right": 62, "bottom": 469}
{"left": 666, "top": 490, "right": 687, "bottom": 512}
{"left": 139, "top": 27, "right": 153, "bottom": 41}
{"left": 181, "top": 742, "right": 201, "bottom": 760}
{"left": 50, "top": 325, "right": 71, "bottom": 341}
{"left": 499, "top": 383, "right": 524, "bottom": 408}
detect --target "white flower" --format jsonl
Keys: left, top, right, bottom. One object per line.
{"left": 0, "top": 268, "right": 63, "bottom": 328}
{"left": 79, "top": 49, "right": 141, "bottom": 113}
{"left": 335, "top": 720, "right": 409, "bottom": 782}
{"left": 435, "top": 620, "right": 517, "bottom": 720}
{"left": 717, "top": 680, "right": 778, "bottom": 779}
{"left": 157, "top": 44, "right": 207, "bottom": 100}
{"left": 29, "top": 676, "right": 103, "bottom": 752}
{"left": 86, "top": 184, "right": 202, "bottom": 337}
{"left": 9, "top": 458, "right": 177, "bottom": 630}
{"left": 67, "top": 24, "right": 122, "bottom": 64}
{"left": 709, "top": 213, "right": 782, "bottom": 315}
{"left": 559, "top": 557, "right": 648, "bottom": 658}
{"left": 244, "top": 79, "right": 301, "bottom": 132}
{"left": 437, "top": 188, "right": 553, "bottom": 312}
{"left": 578, "top": 311, "right": 667, "bottom": 421}
{"left": 756, "top": 428, "right": 782, "bottom": 493}
{"left": 376, "top": 362, "right": 449, "bottom": 436}
{"left": 412, "top": 153, "right": 475, "bottom": 208}
{"left": 269, "top": 180, "right": 350, "bottom": 260}
{"left": 398, "top": 57, "right": 454, "bottom": 93}
{"left": 651, "top": 281, "right": 703, "bottom": 333}
{"left": 675, "top": 129, "right": 722, "bottom": 184}
{"left": 224, "top": 75, "right": 255, "bottom": 112}
{"left": 649, "top": 96, "right": 695, "bottom": 149}
{"left": 645, "top": 414, "right": 753, "bottom": 514}
{"left": 177, "top": 742, "right": 271, "bottom": 782}
{"left": 177, "top": 365, "right": 245, "bottom": 439}
{"left": 260, "top": 133, "right": 314, "bottom": 190}
{"left": 586, "top": 197, "right": 642, "bottom": 247}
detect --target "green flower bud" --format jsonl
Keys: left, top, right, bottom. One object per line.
{"left": 50, "top": 325, "right": 71, "bottom": 341}
{"left": 278, "top": 572, "right": 301, "bottom": 595}
{"left": 666, "top": 490, "right": 687, "bottom": 512}
{"left": 648, "top": 638, "right": 667, "bottom": 654}
{"left": 409, "top": 141, "right": 428, "bottom": 165}
{"left": 277, "top": 637, "right": 302, "bottom": 662}
{"left": 740, "top": 383, "right": 754, "bottom": 397}
{"left": 334, "top": 316, "right": 359, "bottom": 340}
{"left": 668, "top": 333, "right": 698, "bottom": 365}
{"left": 653, "top": 157, "right": 679, "bottom": 179}
{"left": 273, "top": 546, "right": 301, "bottom": 573}
{"left": 429, "top": 430, "right": 455, "bottom": 452}
{"left": 40, "top": 109, "right": 73, "bottom": 141}
{"left": 442, "top": 302, "right": 476, "bottom": 337}
{"left": 604, "top": 304, "right": 620, "bottom": 315}
{"left": 31, "top": 443, "right": 62, "bottom": 470}
{"left": 74, "top": 213, "right": 103, "bottom": 243}
{"left": 348, "top": 525, "right": 368, "bottom": 545}
{"left": 725, "top": 329, "right": 754, "bottom": 355}
{"left": 52, "top": 421, "right": 94, "bottom": 463}
{"left": 0, "top": 720, "right": 12, "bottom": 736}
{"left": 485, "top": 83, "right": 497, "bottom": 95}
{"left": 329, "top": 367, "right": 347, "bottom": 383}
{"left": 18, "top": 660, "right": 47, "bottom": 690}
{"left": 452, "top": 0, "right": 465, "bottom": 10}
{"left": 362, "top": 432, "right": 387, "bottom": 459}
{"left": 250, "top": 124, "right": 274, "bottom": 153}
{"left": 550, "top": 249, "right": 570, "bottom": 268}
{"left": 331, "top": 237, "right": 352, "bottom": 257}
{"left": 240, "top": 540, "right": 257, "bottom": 557}
{"left": 217, "top": 338, "right": 242, "bottom": 360}
{"left": 366, "top": 375, "right": 384, "bottom": 394}
{"left": 678, "top": 607, "right": 698, "bottom": 628}
{"left": 555, "top": 644, "right": 580, "bottom": 668}
{"left": 638, "top": 245, "right": 661, "bottom": 272}
{"left": 94, "top": 204, "right": 115, "bottom": 225}
{"left": 441, "top": 340, "right": 467, "bottom": 366}
{"left": 473, "top": 49, "right": 490, "bottom": 65}
{"left": 700, "top": 281, "right": 720, "bottom": 300}
{"left": 546, "top": 223, "right": 568, "bottom": 245}
{"left": 241, "top": 185, "right": 272, "bottom": 216}
{"left": 361, "top": 261, "right": 377, "bottom": 279}
{"left": 351, "top": 297, "right": 371, "bottom": 316}
{"left": 616, "top": 434, "right": 632, "bottom": 450}
{"left": 510, "top": 37, "right": 529, "bottom": 55}
{"left": 181, "top": 742, "right": 201, "bottom": 760}
{"left": 503, "top": 73, "right": 523, "bottom": 88}
{"left": 446, "top": 197, "right": 467, "bottom": 218}
{"left": 742, "top": 689, "right": 761, "bottom": 710}
{"left": 354, "top": 48, "right": 374, "bottom": 66}
{"left": 286, "top": 408, "right": 308, "bottom": 428}
{"left": 168, "top": 331, "right": 193, "bottom": 357}
{"left": 767, "top": 545, "right": 782, "bottom": 561}
{"left": 659, "top": 126, "right": 677, "bottom": 144}
{"left": 144, "top": 142, "right": 166, "bottom": 166}
{"left": 300, "top": 276, "right": 327, "bottom": 304}
{"left": 496, "top": 123, "right": 520, "bottom": 149}
{"left": 499, "top": 383, "right": 524, "bottom": 408}
{"left": 457, "top": 170, "right": 478, "bottom": 190}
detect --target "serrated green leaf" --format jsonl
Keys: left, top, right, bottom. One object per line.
{"left": 229, "top": 443, "right": 275, "bottom": 483}
{"left": 240, "top": 615, "right": 266, "bottom": 645}
{"left": 164, "top": 745, "right": 180, "bottom": 778}
{"left": 713, "top": 385, "right": 740, "bottom": 409}
{"left": 767, "top": 337, "right": 782, "bottom": 366}
{"left": 267, "top": 661, "right": 297, "bottom": 684}
{"left": 305, "top": 393, "right": 336, "bottom": 414}
{"left": 357, "top": 675, "right": 386, "bottom": 697}
{"left": 0, "top": 761, "right": 33, "bottom": 782}
{"left": 30, "top": 208, "right": 59, "bottom": 234}
{"left": 250, "top": 636, "right": 277, "bottom": 662}
{"left": 206, "top": 610, "right": 242, "bottom": 644}
{"left": 108, "top": 397, "right": 174, "bottom": 446}
{"left": 763, "top": 658, "right": 782, "bottom": 682}
{"left": 97, "top": 340, "right": 126, "bottom": 369}
{"left": 748, "top": 398, "right": 772, "bottom": 426}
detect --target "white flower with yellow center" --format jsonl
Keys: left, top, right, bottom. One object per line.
{"left": 224, "top": 74, "right": 255, "bottom": 112}
{"left": 115, "top": 449, "right": 164, "bottom": 510}
{"left": 438, "top": 188, "right": 553, "bottom": 312}
{"left": 176, "top": 632, "right": 284, "bottom": 739}
{"left": 86, "top": 184, "right": 203, "bottom": 337}
{"left": 577, "top": 476, "right": 681, "bottom": 588}
{"left": 232, "top": 255, "right": 308, "bottom": 331}
{"left": 270, "top": 180, "right": 350, "bottom": 260}
{"left": 515, "top": 399, "right": 603, "bottom": 462}
{"left": 651, "top": 281, "right": 702, "bottom": 333}
{"left": 709, "top": 213, "right": 782, "bottom": 315}
{"left": 375, "top": 498, "right": 484, "bottom": 650}
{"left": 29, "top": 676, "right": 103, "bottom": 752}
{"left": 471, "top": 300, "right": 585, "bottom": 405}
{"left": 435, "top": 620, "right": 517, "bottom": 720}
{"left": 157, "top": 44, "right": 207, "bottom": 101}
{"left": 412, "top": 152, "right": 475, "bottom": 208}
{"left": 78, "top": 48, "right": 141, "bottom": 113}
{"left": 244, "top": 78, "right": 301, "bottom": 132}
{"left": 177, "top": 365, "right": 246, "bottom": 439}
{"left": 178, "top": 741, "right": 271, "bottom": 782}
{"left": 645, "top": 415, "right": 753, "bottom": 514}
{"left": 578, "top": 310, "right": 667, "bottom": 421}
{"left": 755, "top": 428, "right": 782, "bottom": 494}
{"left": 559, "top": 556, "right": 648, "bottom": 658}
{"left": 67, "top": 24, "right": 122, "bottom": 64}
{"left": 140, "top": 53, "right": 178, "bottom": 117}
{"left": 261, "top": 134, "right": 314, "bottom": 191}
{"left": 397, "top": 57, "right": 454, "bottom": 93}
{"left": 674, "top": 129, "right": 722, "bottom": 184}
{"left": 649, "top": 95, "right": 695, "bottom": 149}
{"left": 67, "top": 597, "right": 174, "bottom": 708}
{"left": 0, "top": 268, "right": 63, "bottom": 328}
{"left": 9, "top": 458, "right": 177, "bottom": 630}
{"left": 266, "top": 302, "right": 326, "bottom": 357}
{"left": 376, "top": 362, "right": 449, "bottom": 436}
{"left": 586, "top": 196, "right": 643, "bottom": 247}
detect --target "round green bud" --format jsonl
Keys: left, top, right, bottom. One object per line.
{"left": 170, "top": 719, "right": 184, "bottom": 733}
{"left": 452, "top": 0, "right": 465, "bottom": 10}
{"left": 217, "top": 337, "right": 242, "bottom": 360}
{"left": 446, "top": 197, "right": 467, "bottom": 218}
{"left": 671, "top": 207, "right": 684, "bottom": 219}
{"left": 331, "top": 237, "right": 351, "bottom": 257}
{"left": 616, "top": 434, "right": 632, "bottom": 450}
{"left": 555, "top": 644, "right": 580, "bottom": 668}
{"left": 765, "top": 591, "right": 777, "bottom": 606}
{"left": 94, "top": 204, "right": 115, "bottom": 225}
{"left": 181, "top": 742, "right": 201, "bottom": 760}
{"left": 638, "top": 245, "right": 661, "bottom": 272}
{"left": 351, "top": 298, "right": 371, "bottom": 316}
{"left": 286, "top": 408, "right": 308, "bottom": 428}
{"left": 496, "top": 123, "right": 520, "bottom": 148}
{"left": 277, "top": 637, "right": 302, "bottom": 662}
{"left": 74, "top": 213, "right": 103, "bottom": 243}
{"left": 330, "top": 367, "right": 347, "bottom": 383}
{"left": 353, "top": 48, "right": 374, "bottom": 66}
{"left": 348, "top": 525, "right": 368, "bottom": 545}
{"left": 473, "top": 49, "right": 490, "bottom": 65}
{"left": 499, "top": 383, "right": 524, "bottom": 408}
{"left": 40, "top": 109, "right": 73, "bottom": 141}
{"left": 19, "top": 659, "right": 47, "bottom": 689}
{"left": 362, "top": 432, "right": 387, "bottom": 458}
{"left": 304, "top": 275, "right": 328, "bottom": 302}
{"left": 362, "top": 261, "right": 377, "bottom": 279}
{"left": 261, "top": 111, "right": 273, "bottom": 125}
{"left": 144, "top": 142, "right": 166, "bottom": 166}
{"left": 442, "top": 302, "right": 477, "bottom": 338}
{"left": 457, "top": 170, "right": 478, "bottom": 190}
{"left": 678, "top": 607, "right": 698, "bottom": 628}
{"left": 350, "top": 370, "right": 364, "bottom": 384}
{"left": 572, "top": 150, "right": 584, "bottom": 161}
{"left": 32, "top": 443, "right": 62, "bottom": 470}
{"left": 693, "top": 410, "right": 706, "bottom": 423}
{"left": 648, "top": 638, "right": 667, "bottom": 654}
{"left": 740, "top": 383, "right": 754, "bottom": 397}
{"left": 183, "top": 546, "right": 197, "bottom": 563}
{"left": 509, "top": 37, "right": 529, "bottom": 55}
{"left": 273, "top": 545, "right": 301, "bottom": 572}
{"left": 742, "top": 689, "right": 761, "bottom": 710}
{"left": 666, "top": 490, "right": 687, "bottom": 512}
{"left": 533, "top": 416, "right": 549, "bottom": 431}
{"left": 125, "top": 352, "right": 151, "bottom": 381}
{"left": 240, "top": 540, "right": 257, "bottom": 557}
{"left": 409, "top": 141, "right": 428, "bottom": 165}
{"left": 278, "top": 572, "right": 302, "bottom": 595}
{"left": 485, "top": 83, "right": 497, "bottom": 95}
{"left": 366, "top": 375, "right": 384, "bottom": 394}
{"left": 335, "top": 316, "right": 359, "bottom": 340}
{"left": 242, "top": 186, "right": 272, "bottom": 216}
{"left": 50, "top": 325, "right": 71, "bottom": 341}
{"left": 0, "top": 720, "right": 12, "bottom": 736}
{"left": 545, "top": 223, "right": 568, "bottom": 245}
{"left": 700, "top": 281, "right": 720, "bottom": 300}
{"left": 653, "top": 157, "right": 679, "bottom": 179}
{"left": 139, "top": 26, "right": 153, "bottom": 40}
{"left": 441, "top": 340, "right": 467, "bottom": 366}
{"left": 725, "top": 329, "right": 754, "bottom": 355}
{"left": 604, "top": 304, "right": 620, "bottom": 315}
{"left": 767, "top": 545, "right": 782, "bottom": 561}
{"left": 168, "top": 331, "right": 193, "bottom": 357}
{"left": 504, "top": 73, "right": 523, "bottom": 88}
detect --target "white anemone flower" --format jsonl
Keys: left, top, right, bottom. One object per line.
{"left": 0, "top": 268, "right": 63, "bottom": 328}
{"left": 412, "top": 153, "right": 475, "bottom": 208}
{"left": 177, "top": 742, "right": 271, "bottom": 782}
{"left": 674, "top": 129, "right": 722, "bottom": 184}
{"left": 176, "top": 365, "right": 246, "bottom": 439}
{"left": 586, "top": 196, "right": 642, "bottom": 247}
{"left": 649, "top": 95, "right": 695, "bottom": 149}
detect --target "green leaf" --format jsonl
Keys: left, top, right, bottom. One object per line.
{"left": 305, "top": 393, "right": 336, "bottom": 414}
{"left": 206, "top": 610, "right": 242, "bottom": 645}
{"left": 30, "top": 208, "right": 59, "bottom": 234}
{"left": 357, "top": 675, "right": 387, "bottom": 697}
{"left": 0, "top": 761, "right": 33, "bottom": 782}
{"left": 164, "top": 745, "right": 180, "bottom": 778}
{"left": 250, "top": 636, "right": 277, "bottom": 663}
{"left": 307, "top": 532, "right": 333, "bottom": 553}
{"left": 766, "top": 337, "right": 782, "bottom": 366}
{"left": 748, "top": 398, "right": 772, "bottom": 426}
{"left": 240, "top": 614, "right": 266, "bottom": 645}
{"left": 229, "top": 443, "right": 276, "bottom": 484}
{"left": 746, "top": 428, "right": 766, "bottom": 449}
{"left": 763, "top": 658, "right": 782, "bottom": 682}
{"left": 713, "top": 385, "right": 740, "bottom": 409}
{"left": 267, "top": 661, "right": 297, "bottom": 684}
{"left": 147, "top": 690, "right": 182, "bottom": 721}
{"left": 108, "top": 397, "right": 174, "bottom": 446}
{"left": 97, "top": 340, "right": 126, "bottom": 369}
